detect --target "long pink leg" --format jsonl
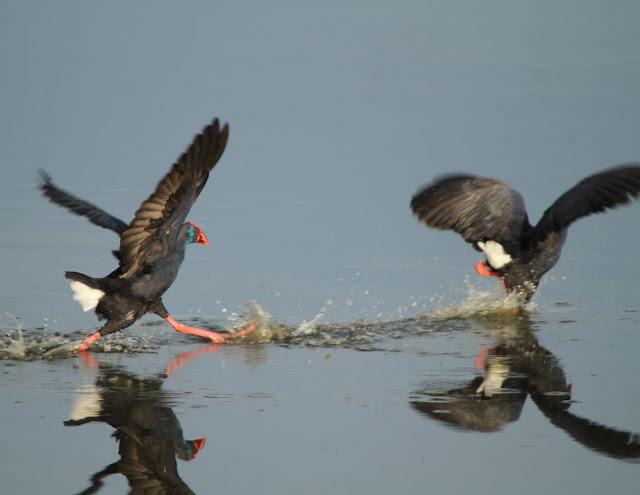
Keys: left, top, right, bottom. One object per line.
{"left": 165, "top": 315, "right": 257, "bottom": 343}
{"left": 78, "top": 332, "right": 102, "bottom": 352}
{"left": 78, "top": 320, "right": 125, "bottom": 352}
{"left": 78, "top": 318, "right": 257, "bottom": 351}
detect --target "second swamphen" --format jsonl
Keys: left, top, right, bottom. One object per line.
{"left": 411, "top": 164, "right": 640, "bottom": 302}
{"left": 39, "top": 118, "right": 255, "bottom": 351}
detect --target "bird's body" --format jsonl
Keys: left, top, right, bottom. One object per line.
{"left": 66, "top": 367, "right": 204, "bottom": 493}
{"left": 39, "top": 118, "right": 255, "bottom": 350}
{"left": 411, "top": 165, "right": 640, "bottom": 302}
{"left": 484, "top": 229, "right": 567, "bottom": 297}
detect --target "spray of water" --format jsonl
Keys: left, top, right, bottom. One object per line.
{"left": 0, "top": 313, "right": 156, "bottom": 360}
{"left": 1, "top": 276, "right": 538, "bottom": 361}
{"left": 226, "top": 301, "right": 290, "bottom": 342}
{"left": 295, "top": 300, "right": 333, "bottom": 336}
{"left": 0, "top": 313, "right": 27, "bottom": 360}
{"left": 422, "top": 278, "right": 535, "bottom": 320}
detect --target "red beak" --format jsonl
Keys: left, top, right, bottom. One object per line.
{"left": 190, "top": 222, "right": 209, "bottom": 246}
{"left": 191, "top": 437, "right": 207, "bottom": 459}
{"left": 196, "top": 229, "right": 209, "bottom": 246}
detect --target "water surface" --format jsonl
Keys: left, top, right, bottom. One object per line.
{"left": 1, "top": 1, "right": 640, "bottom": 494}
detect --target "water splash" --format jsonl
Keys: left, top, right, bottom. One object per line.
{"left": 224, "top": 301, "right": 384, "bottom": 349}
{"left": 295, "top": 300, "right": 333, "bottom": 336}
{"left": 221, "top": 297, "right": 497, "bottom": 349}
{"left": 225, "top": 301, "right": 290, "bottom": 343}
{"left": 422, "top": 278, "right": 535, "bottom": 320}
{"left": 0, "top": 313, "right": 84, "bottom": 359}
{"left": 1, "top": 279, "right": 539, "bottom": 361}
{"left": 0, "top": 313, "right": 28, "bottom": 360}
{"left": 0, "top": 313, "right": 156, "bottom": 361}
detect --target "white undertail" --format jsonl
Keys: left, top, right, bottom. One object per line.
{"left": 477, "top": 240, "right": 513, "bottom": 269}
{"left": 476, "top": 357, "right": 509, "bottom": 397}
{"left": 69, "top": 281, "right": 105, "bottom": 311}
{"left": 69, "top": 384, "right": 102, "bottom": 421}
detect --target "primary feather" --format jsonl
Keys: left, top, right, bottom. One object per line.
{"left": 118, "top": 119, "right": 229, "bottom": 278}
{"left": 528, "top": 165, "right": 640, "bottom": 247}
{"left": 38, "top": 169, "right": 128, "bottom": 234}
{"left": 410, "top": 174, "right": 529, "bottom": 257}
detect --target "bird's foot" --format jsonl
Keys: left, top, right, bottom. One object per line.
{"left": 226, "top": 322, "right": 257, "bottom": 339}
{"left": 475, "top": 261, "right": 500, "bottom": 278}
{"left": 202, "top": 330, "right": 226, "bottom": 344}
{"left": 78, "top": 331, "right": 102, "bottom": 352}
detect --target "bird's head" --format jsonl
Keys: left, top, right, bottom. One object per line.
{"left": 178, "top": 437, "right": 207, "bottom": 461}
{"left": 186, "top": 222, "right": 209, "bottom": 246}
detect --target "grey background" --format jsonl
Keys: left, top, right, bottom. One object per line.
{"left": 1, "top": 2, "right": 639, "bottom": 494}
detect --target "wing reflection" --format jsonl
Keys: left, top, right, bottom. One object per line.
{"left": 411, "top": 314, "right": 640, "bottom": 460}
{"left": 65, "top": 345, "right": 221, "bottom": 494}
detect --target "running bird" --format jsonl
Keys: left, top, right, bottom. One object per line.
{"left": 410, "top": 165, "right": 640, "bottom": 302}
{"left": 39, "top": 118, "right": 255, "bottom": 351}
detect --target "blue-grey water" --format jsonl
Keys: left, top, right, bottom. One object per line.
{"left": 1, "top": 1, "right": 640, "bottom": 493}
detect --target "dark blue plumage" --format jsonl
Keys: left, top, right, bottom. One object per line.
{"left": 39, "top": 118, "right": 254, "bottom": 350}
{"left": 411, "top": 165, "right": 640, "bottom": 302}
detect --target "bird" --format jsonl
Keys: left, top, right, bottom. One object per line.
{"left": 65, "top": 365, "right": 205, "bottom": 494}
{"left": 410, "top": 164, "right": 640, "bottom": 302}
{"left": 39, "top": 118, "right": 255, "bottom": 351}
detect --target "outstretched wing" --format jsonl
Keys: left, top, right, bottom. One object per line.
{"left": 410, "top": 174, "right": 529, "bottom": 256}
{"left": 532, "top": 398, "right": 640, "bottom": 460}
{"left": 38, "top": 170, "right": 128, "bottom": 234}
{"left": 118, "top": 118, "right": 229, "bottom": 278}
{"left": 528, "top": 165, "right": 640, "bottom": 247}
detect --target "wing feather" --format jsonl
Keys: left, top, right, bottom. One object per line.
{"left": 118, "top": 118, "right": 229, "bottom": 277}
{"left": 38, "top": 169, "right": 128, "bottom": 234}
{"left": 529, "top": 165, "right": 640, "bottom": 247}
{"left": 410, "top": 174, "right": 529, "bottom": 256}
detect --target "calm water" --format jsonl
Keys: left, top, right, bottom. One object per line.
{"left": 1, "top": 1, "right": 640, "bottom": 494}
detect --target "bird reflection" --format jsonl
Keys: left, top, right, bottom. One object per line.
{"left": 411, "top": 314, "right": 640, "bottom": 460}
{"left": 65, "top": 346, "right": 222, "bottom": 494}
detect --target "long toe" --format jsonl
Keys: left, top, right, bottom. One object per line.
{"left": 227, "top": 323, "right": 257, "bottom": 339}
{"left": 206, "top": 331, "right": 226, "bottom": 344}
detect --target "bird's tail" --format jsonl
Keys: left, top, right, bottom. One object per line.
{"left": 65, "top": 271, "right": 106, "bottom": 312}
